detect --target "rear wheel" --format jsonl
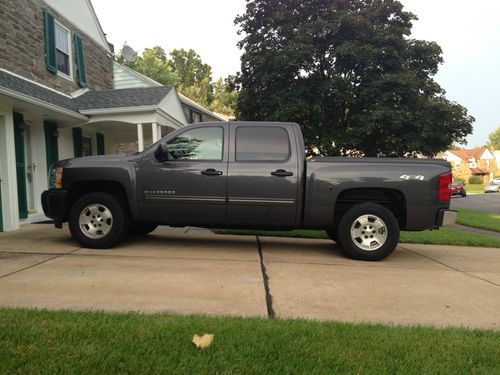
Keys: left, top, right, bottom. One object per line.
{"left": 69, "top": 192, "right": 129, "bottom": 249}
{"left": 337, "top": 203, "right": 399, "bottom": 261}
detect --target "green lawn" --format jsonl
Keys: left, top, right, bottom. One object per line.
{"left": 0, "top": 308, "right": 498, "bottom": 374}
{"left": 457, "top": 208, "right": 500, "bottom": 233}
{"left": 214, "top": 227, "right": 500, "bottom": 248}
{"left": 465, "top": 183, "right": 484, "bottom": 194}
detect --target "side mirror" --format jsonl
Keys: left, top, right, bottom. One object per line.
{"left": 154, "top": 143, "right": 168, "bottom": 162}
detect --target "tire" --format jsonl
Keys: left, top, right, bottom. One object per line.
{"left": 129, "top": 222, "right": 158, "bottom": 236}
{"left": 462, "top": 192, "right": 467, "bottom": 197}
{"left": 69, "top": 192, "right": 129, "bottom": 249}
{"left": 326, "top": 226, "right": 339, "bottom": 243}
{"left": 337, "top": 203, "right": 399, "bottom": 261}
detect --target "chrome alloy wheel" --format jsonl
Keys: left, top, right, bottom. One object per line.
{"left": 78, "top": 204, "right": 113, "bottom": 239}
{"left": 350, "top": 214, "right": 388, "bottom": 251}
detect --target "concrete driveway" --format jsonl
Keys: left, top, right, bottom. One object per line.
{"left": 451, "top": 192, "right": 500, "bottom": 213}
{"left": 0, "top": 224, "right": 499, "bottom": 330}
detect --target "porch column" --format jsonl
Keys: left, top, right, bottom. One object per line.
{"left": 0, "top": 111, "right": 21, "bottom": 231}
{"left": 152, "top": 122, "right": 159, "bottom": 143}
{"left": 137, "top": 123, "right": 144, "bottom": 152}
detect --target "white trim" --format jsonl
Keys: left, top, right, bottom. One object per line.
{"left": 0, "top": 68, "right": 73, "bottom": 98}
{"left": 79, "top": 105, "right": 157, "bottom": 115}
{"left": 54, "top": 19, "right": 74, "bottom": 80}
{"left": 178, "top": 92, "right": 226, "bottom": 121}
{"left": 157, "top": 107, "right": 185, "bottom": 128}
{"left": 137, "top": 123, "right": 144, "bottom": 151}
{"left": 0, "top": 86, "right": 87, "bottom": 120}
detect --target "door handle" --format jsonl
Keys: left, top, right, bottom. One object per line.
{"left": 271, "top": 169, "right": 293, "bottom": 177}
{"left": 201, "top": 168, "right": 223, "bottom": 176}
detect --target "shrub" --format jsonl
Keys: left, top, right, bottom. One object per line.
{"left": 468, "top": 175, "right": 483, "bottom": 184}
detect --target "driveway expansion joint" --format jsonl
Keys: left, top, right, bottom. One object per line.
{"left": 0, "top": 247, "right": 81, "bottom": 280}
{"left": 257, "top": 236, "right": 275, "bottom": 318}
{"left": 399, "top": 245, "right": 500, "bottom": 287}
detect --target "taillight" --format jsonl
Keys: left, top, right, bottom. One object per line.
{"left": 438, "top": 172, "right": 452, "bottom": 201}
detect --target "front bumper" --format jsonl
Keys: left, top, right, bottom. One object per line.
{"left": 437, "top": 209, "right": 457, "bottom": 227}
{"left": 41, "top": 189, "right": 68, "bottom": 228}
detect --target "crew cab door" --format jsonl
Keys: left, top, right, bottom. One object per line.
{"left": 138, "top": 123, "right": 228, "bottom": 225}
{"left": 227, "top": 123, "right": 299, "bottom": 226}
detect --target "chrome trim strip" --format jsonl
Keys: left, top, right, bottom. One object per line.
{"left": 145, "top": 195, "right": 225, "bottom": 202}
{"left": 228, "top": 197, "right": 295, "bottom": 205}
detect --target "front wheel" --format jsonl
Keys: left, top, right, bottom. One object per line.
{"left": 337, "top": 203, "right": 399, "bottom": 261}
{"left": 69, "top": 192, "right": 129, "bottom": 249}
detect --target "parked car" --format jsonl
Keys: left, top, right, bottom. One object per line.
{"left": 451, "top": 181, "right": 467, "bottom": 197}
{"left": 484, "top": 180, "right": 500, "bottom": 193}
{"left": 42, "top": 121, "right": 456, "bottom": 261}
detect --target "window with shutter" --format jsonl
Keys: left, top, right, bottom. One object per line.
{"left": 72, "top": 127, "right": 83, "bottom": 157}
{"left": 96, "top": 133, "right": 105, "bottom": 155}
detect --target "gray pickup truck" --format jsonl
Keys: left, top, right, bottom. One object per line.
{"left": 42, "top": 121, "right": 456, "bottom": 260}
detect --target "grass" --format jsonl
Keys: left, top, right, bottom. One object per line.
{"left": 465, "top": 183, "right": 484, "bottom": 194}
{"left": 456, "top": 208, "right": 500, "bottom": 233}
{"left": 0, "top": 308, "right": 499, "bottom": 374}
{"left": 214, "top": 227, "right": 500, "bottom": 248}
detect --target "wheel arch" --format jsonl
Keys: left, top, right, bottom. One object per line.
{"left": 333, "top": 188, "right": 407, "bottom": 229}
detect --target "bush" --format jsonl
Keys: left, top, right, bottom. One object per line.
{"left": 468, "top": 175, "right": 483, "bottom": 184}
{"left": 454, "top": 177, "right": 466, "bottom": 185}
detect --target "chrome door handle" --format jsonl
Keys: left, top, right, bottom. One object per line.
{"left": 201, "top": 168, "right": 223, "bottom": 176}
{"left": 271, "top": 169, "right": 293, "bottom": 177}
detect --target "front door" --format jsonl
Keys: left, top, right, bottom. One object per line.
{"left": 227, "top": 124, "right": 299, "bottom": 227}
{"left": 138, "top": 124, "right": 228, "bottom": 226}
{"left": 13, "top": 112, "right": 28, "bottom": 219}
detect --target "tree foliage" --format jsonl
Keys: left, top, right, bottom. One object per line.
{"left": 118, "top": 46, "right": 237, "bottom": 117}
{"left": 234, "top": 0, "right": 474, "bottom": 156}
{"left": 486, "top": 126, "right": 500, "bottom": 149}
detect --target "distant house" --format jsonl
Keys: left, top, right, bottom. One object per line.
{"left": 439, "top": 148, "right": 498, "bottom": 183}
{"left": 0, "top": 0, "right": 223, "bottom": 232}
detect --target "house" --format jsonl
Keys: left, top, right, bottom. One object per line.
{"left": 0, "top": 0, "right": 223, "bottom": 232}
{"left": 439, "top": 148, "right": 498, "bottom": 183}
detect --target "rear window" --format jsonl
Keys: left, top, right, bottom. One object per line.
{"left": 235, "top": 126, "right": 290, "bottom": 161}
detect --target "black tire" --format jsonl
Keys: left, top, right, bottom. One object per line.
{"left": 326, "top": 226, "right": 339, "bottom": 243}
{"left": 462, "top": 192, "right": 467, "bottom": 197}
{"left": 129, "top": 222, "right": 158, "bottom": 236}
{"left": 69, "top": 192, "right": 129, "bottom": 249}
{"left": 337, "top": 203, "right": 399, "bottom": 261}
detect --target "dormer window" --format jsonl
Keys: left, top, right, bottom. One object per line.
{"left": 54, "top": 21, "right": 72, "bottom": 78}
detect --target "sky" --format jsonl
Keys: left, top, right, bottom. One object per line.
{"left": 92, "top": 0, "right": 500, "bottom": 147}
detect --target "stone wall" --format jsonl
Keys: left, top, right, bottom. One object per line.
{"left": 0, "top": 0, "right": 113, "bottom": 94}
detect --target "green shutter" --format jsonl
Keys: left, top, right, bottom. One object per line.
{"left": 13, "top": 112, "right": 28, "bottom": 220}
{"left": 96, "top": 133, "right": 105, "bottom": 155}
{"left": 72, "top": 127, "right": 83, "bottom": 157}
{"left": 74, "top": 33, "right": 87, "bottom": 87}
{"left": 43, "top": 10, "right": 57, "bottom": 74}
{"left": 44, "top": 122, "right": 59, "bottom": 173}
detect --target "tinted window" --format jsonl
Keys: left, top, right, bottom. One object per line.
{"left": 167, "top": 127, "right": 223, "bottom": 160}
{"left": 236, "top": 127, "right": 290, "bottom": 161}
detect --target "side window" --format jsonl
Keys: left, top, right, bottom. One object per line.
{"left": 167, "top": 127, "right": 223, "bottom": 161}
{"left": 236, "top": 127, "right": 290, "bottom": 161}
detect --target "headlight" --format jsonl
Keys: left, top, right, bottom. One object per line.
{"left": 48, "top": 167, "right": 63, "bottom": 189}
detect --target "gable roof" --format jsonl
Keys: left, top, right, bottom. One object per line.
{"left": 447, "top": 148, "right": 494, "bottom": 160}
{"left": 74, "top": 86, "right": 173, "bottom": 110}
{"left": 113, "top": 61, "right": 226, "bottom": 121}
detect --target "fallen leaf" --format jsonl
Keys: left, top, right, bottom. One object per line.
{"left": 192, "top": 333, "right": 214, "bottom": 349}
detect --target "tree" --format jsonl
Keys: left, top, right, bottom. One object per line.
{"left": 486, "top": 126, "right": 500, "bottom": 149}
{"left": 209, "top": 78, "right": 238, "bottom": 117}
{"left": 118, "top": 46, "right": 178, "bottom": 86}
{"left": 118, "top": 46, "right": 237, "bottom": 116}
{"left": 234, "top": 0, "right": 474, "bottom": 156}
